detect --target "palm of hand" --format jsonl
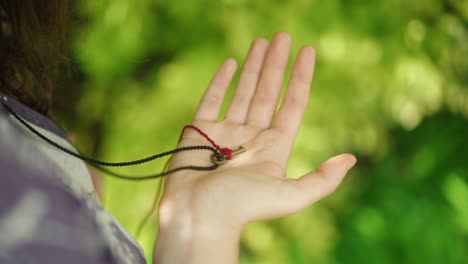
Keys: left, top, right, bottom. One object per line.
{"left": 161, "top": 33, "right": 356, "bottom": 230}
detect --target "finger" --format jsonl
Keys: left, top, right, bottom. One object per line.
{"left": 246, "top": 32, "right": 292, "bottom": 129}
{"left": 273, "top": 46, "right": 315, "bottom": 147}
{"left": 193, "top": 58, "right": 238, "bottom": 122}
{"left": 224, "top": 38, "right": 269, "bottom": 124}
{"left": 280, "top": 154, "right": 357, "bottom": 214}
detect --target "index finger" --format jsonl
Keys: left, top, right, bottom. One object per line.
{"left": 273, "top": 46, "right": 315, "bottom": 143}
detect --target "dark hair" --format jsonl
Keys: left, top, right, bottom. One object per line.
{"left": 0, "top": 0, "right": 69, "bottom": 117}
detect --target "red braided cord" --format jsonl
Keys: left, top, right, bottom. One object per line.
{"left": 182, "top": 125, "right": 233, "bottom": 160}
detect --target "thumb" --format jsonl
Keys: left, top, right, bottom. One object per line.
{"left": 284, "top": 154, "right": 357, "bottom": 214}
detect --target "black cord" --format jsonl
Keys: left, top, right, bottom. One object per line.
{"left": 1, "top": 97, "right": 221, "bottom": 180}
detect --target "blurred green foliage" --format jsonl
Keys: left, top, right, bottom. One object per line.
{"left": 62, "top": 0, "right": 468, "bottom": 263}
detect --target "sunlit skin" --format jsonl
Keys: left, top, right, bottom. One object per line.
{"left": 154, "top": 32, "right": 357, "bottom": 264}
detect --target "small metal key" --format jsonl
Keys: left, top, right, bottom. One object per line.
{"left": 211, "top": 146, "right": 246, "bottom": 165}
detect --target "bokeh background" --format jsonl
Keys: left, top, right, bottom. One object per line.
{"left": 56, "top": 0, "right": 468, "bottom": 263}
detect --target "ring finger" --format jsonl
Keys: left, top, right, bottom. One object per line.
{"left": 224, "top": 38, "right": 269, "bottom": 124}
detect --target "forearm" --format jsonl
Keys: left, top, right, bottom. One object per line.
{"left": 153, "top": 197, "right": 241, "bottom": 264}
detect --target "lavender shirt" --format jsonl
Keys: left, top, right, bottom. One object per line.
{"left": 0, "top": 95, "right": 146, "bottom": 264}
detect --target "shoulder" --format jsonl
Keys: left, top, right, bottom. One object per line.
{"left": 0, "top": 96, "right": 146, "bottom": 264}
{"left": 0, "top": 153, "right": 118, "bottom": 263}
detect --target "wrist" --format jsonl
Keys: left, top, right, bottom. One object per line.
{"left": 154, "top": 195, "right": 242, "bottom": 264}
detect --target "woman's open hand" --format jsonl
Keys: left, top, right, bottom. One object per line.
{"left": 154, "top": 32, "right": 356, "bottom": 264}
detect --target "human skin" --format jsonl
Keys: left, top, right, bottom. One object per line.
{"left": 153, "top": 32, "right": 357, "bottom": 264}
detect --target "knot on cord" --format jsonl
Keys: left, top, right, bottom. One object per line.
{"left": 219, "top": 147, "right": 233, "bottom": 160}
{"left": 182, "top": 125, "right": 233, "bottom": 160}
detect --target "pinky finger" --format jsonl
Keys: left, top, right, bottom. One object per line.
{"left": 193, "top": 58, "right": 238, "bottom": 122}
